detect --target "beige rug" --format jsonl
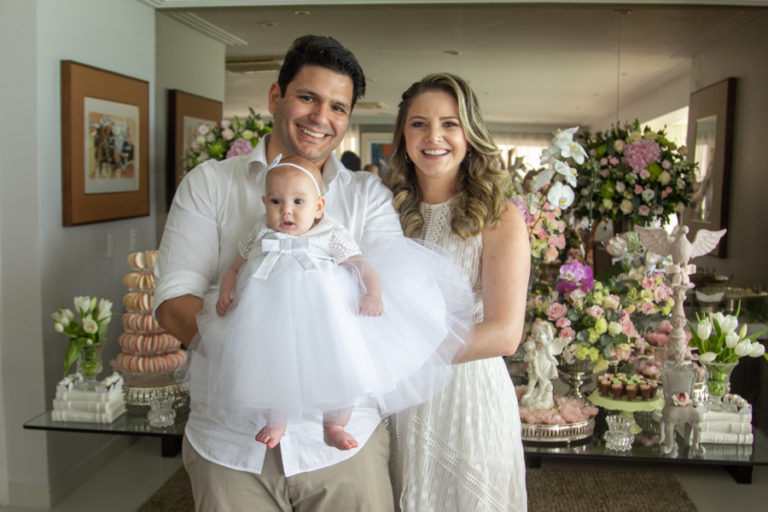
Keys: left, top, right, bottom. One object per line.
{"left": 138, "top": 466, "right": 697, "bottom": 511}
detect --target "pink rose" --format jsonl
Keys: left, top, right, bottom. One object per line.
{"left": 634, "top": 184, "right": 644, "bottom": 194}
{"left": 639, "top": 169, "right": 651, "bottom": 179}
{"left": 638, "top": 205, "right": 650, "bottom": 216}
{"left": 556, "top": 317, "right": 571, "bottom": 328}
{"left": 543, "top": 246, "right": 559, "bottom": 263}
{"left": 658, "top": 320, "right": 673, "bottom": 333}
{"left": 559, "top": 327, "right": 576, "bottom": 341}
{"left": 586, "top": 305, "right": 605, "bottom": 318}
{"left": 546, "top": 303, "right": 567, "bottom": 321}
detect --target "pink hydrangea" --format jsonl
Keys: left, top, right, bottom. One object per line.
{"left": 226, "top": 138, "right": 255, "bottom": 158}
{"left": 622, "top": 139, "right": 662, "bottom": 173}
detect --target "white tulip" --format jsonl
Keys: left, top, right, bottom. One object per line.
{"left": 725, "top": 331, "right": 740, "bottom": 349}
{"left": 734, "top": 340, "right": 752, "bottom": 357}
{"left": 61, "top": 308, "right": 75, "bottom": 323}
{"left": 74, "top": 296, "right": 91, "bottom": 314}
{"left": 83, "top": 317, "right": 99, "bottom": 335}
{"left": 97, "top": 298, "right": 113, "bottom": 322}
{"left": 699, "top": 351, "right": 717, "bottom": 363}
{"left": 720, "top": 314, "right": 738, "bottom": 334}
{"left": 54, "top": 322, "right": 64, "bottom": 333}
{"left": 749, "top": 343, "right": 766, "bottom": 358}
{"left": 51, "top": 311, "right": 64, "bottom": 324}
{"left": 696, "top": 318, "right": 712, "bottom": 340}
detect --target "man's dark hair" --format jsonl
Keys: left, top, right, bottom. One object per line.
{"left": 277, "top": 35, "right": 366, "bottom": 108}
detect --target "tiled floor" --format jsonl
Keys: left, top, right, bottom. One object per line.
{"left": 1, "top": 437, "right": 766, "bottom": 511}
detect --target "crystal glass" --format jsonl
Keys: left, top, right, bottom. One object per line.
{"left": 147, "top": 396, "right": 176, "bottom": 428}
{"left": 604, "top": 414, "right": 634, "bottom": 451}
{"left": 703, "top": 361, "right": 738, "bottom": 400}
{"left": 74, "top": 342, "right": 104, "bottom": 391}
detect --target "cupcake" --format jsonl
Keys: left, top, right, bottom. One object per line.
{"left": 625, "top": 383, "right": 638, "bottom": 401}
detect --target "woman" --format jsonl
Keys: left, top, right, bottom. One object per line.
{"left": 385, "top": 73, "right": 530, "bottom": 511}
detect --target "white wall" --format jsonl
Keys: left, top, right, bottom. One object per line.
{"left": 0, "top": 0, "right": 45, "bottom": 506}
{"left": 589, "top": 72, "right": 691, "bottom": 132}
{"left": 689, "top": 12, "right": 768, "bottom": 288}
{"left": 154, "top": 13, "right": 226, "bottom": 240}
{"left": 0, "top": 0, "right": 227, "bottom": 506}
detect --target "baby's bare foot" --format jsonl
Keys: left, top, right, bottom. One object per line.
{"left": 323, "top": 425, "right": 358, "bottom": 451}
{"left": 255, "top": 425, "right": 286, "bottom": 449}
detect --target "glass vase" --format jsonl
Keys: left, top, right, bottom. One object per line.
{"left": 75, "top": 342, "right": 104, "bottom": 391}
{"left": 703, "top": 360, "right": 738, "bottom": 400}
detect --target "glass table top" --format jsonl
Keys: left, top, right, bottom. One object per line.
{"left": 24, "top": 410, "right": 186, "bottom": 438}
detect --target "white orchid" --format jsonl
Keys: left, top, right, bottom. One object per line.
{"left": 551, "top": 127, "right": 588, "bottom": 164}
{"left": 547, "top": 181, "right": 575, "bottom": 209}
{"left": 553, "top": 160, "right": 578, "bottom": 187}
{"left": 531, "top": 168, "right": 554, "bottom": 191}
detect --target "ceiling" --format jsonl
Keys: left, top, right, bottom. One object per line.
{"left": 153, "top": 1, "right": 767, "bottom": 129}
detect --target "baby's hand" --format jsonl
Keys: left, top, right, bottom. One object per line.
{"left": 216, "top": 292, "right": 234, "bottom": 317}
{"left": 359, "top": 294, "right": 383, "bottom": 317}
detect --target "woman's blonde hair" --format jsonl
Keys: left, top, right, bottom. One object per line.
{"left": 384, "top": 73, "right": 509, "bottom": 238}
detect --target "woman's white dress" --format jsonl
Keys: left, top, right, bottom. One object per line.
{"left": 390, "top": 198, "right": 528, "bottom": 512}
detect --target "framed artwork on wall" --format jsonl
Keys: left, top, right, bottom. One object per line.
{"left": 682, "top": 77, "right": 736, "bottom": 257}
{"left": 61, "top": 60, "right": 149, "bottom": 226}
{"left": 167, "top": 90, "right": 222, "bottom": 208}
{"left": 360, "top": 132, "right": 393, "bottom": 173}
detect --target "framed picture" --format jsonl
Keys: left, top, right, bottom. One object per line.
{"left": 360, "top": 132, "right": 393, "bottom": 173}
{"left": 167, "top": 90, "right": 222, "bottom": 207}
{"left": 61, "top": 61, "right": 149, "bottom": 226}
{"left": 682, "top": 77, "right": 736, "bottom": 257}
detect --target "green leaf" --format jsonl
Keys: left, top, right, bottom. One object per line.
{"left": 63, "top": 338, "right": 85, "bottom": 377}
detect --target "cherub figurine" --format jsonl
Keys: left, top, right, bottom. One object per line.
{"left": 521, "top": 320, "right": 570, "bottom": 410}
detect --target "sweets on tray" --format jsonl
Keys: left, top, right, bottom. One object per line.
{"left": 113, "top": 250, "right": 186, "bottom": 379}
{"left": 596, "top": 373, "right": 658, "bottom": 401}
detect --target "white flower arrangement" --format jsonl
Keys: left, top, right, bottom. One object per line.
{"left": 52, "top": 296, "right": 113, "bottom": 376}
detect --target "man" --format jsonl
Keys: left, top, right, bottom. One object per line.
{"left": 154, "top": 35, "right": 399, "bottom": 511}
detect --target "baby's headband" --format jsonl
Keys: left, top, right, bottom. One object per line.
{"left": 266, "top": 154, "right": 322, "bottom": 196}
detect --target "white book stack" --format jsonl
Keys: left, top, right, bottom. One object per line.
{"left": 697, "top": 394, "right": 753, "bottom": 445}
{"left": 51, "top": 372, "right": 126, "bottom": 423}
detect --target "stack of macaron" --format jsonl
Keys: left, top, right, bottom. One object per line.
{"left": 114, "top": 250, "right": 186, "bottom": 377}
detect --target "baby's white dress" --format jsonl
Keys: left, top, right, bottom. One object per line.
{"left": 195, "top": 215, "right": 473, "bottom": 424}
{"left": 389, "top": 198, "right": 528, "bottom": 512}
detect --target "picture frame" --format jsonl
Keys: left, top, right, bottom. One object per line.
{"left": 360, "top": 132, "right": 393, "bottom": 172}
{"left": 167, "top": 90, "right": 222, "bottom": 207}
{"left": 61, "top": 60, "right": 149, "bottom": 226}
{"left": 682, "top": 77, "right": 735, "bottom": 257}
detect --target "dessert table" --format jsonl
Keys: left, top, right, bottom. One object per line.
{"left": 523, "top": 407, "right": 768, "bottom": 484}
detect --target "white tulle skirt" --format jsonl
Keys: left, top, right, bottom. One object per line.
{"left": 190, "top": 236, "right": 473, "bottom": 425}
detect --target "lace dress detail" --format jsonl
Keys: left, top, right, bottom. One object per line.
{"left": 390, "top": 197, "right": 527, "bottom": 512}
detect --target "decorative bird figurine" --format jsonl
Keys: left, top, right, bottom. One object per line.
{"left": 634, "top": 225, "right": 726, "bottom": 267}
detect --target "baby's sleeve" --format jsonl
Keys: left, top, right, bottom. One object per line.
{"left": 329, "top": 225, "right": 362, "bottom": 264}
{"left": 238, "top": 226, "right": 262, "bottom": 259}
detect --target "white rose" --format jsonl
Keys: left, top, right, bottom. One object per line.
{"left": 613, "top": 139, "right": 625, "bottom": 153}
{"left": 241, "top": 129, "right": 254, "bottom": 140}
{"left": 658, "top": 171, "right": 671, "bottom": 185}
{"left": 641, "top": 189, "right": 655, "bottom": 202}
{"left": 615, "top": 182, "right": 626, "bottom": 193}
{"left": 619, "top": 199, "right": 633, "bottom": 214}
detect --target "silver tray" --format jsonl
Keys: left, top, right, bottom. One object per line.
{"left": 123, "top": 382, "right": 189, "bottom": 417}
{"left": 521, "top": 418, "right": 595, "bottom": 443}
